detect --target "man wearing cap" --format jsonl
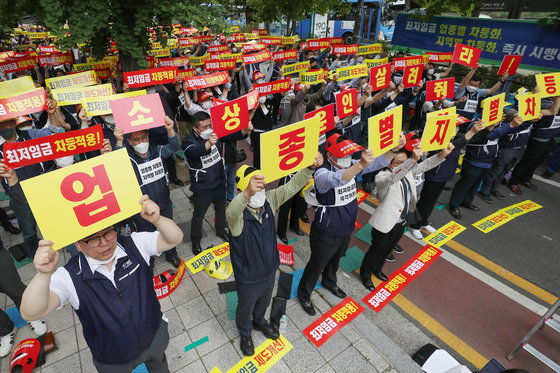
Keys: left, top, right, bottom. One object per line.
{"left": 20, "top": 196, "right": 183, "bottom": 373}
{"left": 297, "top": 134, "right": 403, "bottom": 315}
{"left": 227, "top": 154, "right": 323, "bottom": 356}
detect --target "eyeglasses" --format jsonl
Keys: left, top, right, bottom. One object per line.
{"left": 82, "top": 229, "right": 117, "bottom": 247}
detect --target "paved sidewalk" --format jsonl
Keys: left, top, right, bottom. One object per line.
{"left": 0, "top": 186, "right": 423, "bottom": 373}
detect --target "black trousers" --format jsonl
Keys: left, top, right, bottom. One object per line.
{"left": 235, "top": 274, "right": 275, "bottom": 337}
{"left": 0, "top": 246, "right": 27, "bottom": 336}
{"left": 360, "top": 222, "right": 406, "bottom": 277}
{"left": 250, "top": 131, "right": 262, "bottom": 169}
{"left": 410, "top": 180, "right": 447, "bottom": 230}
{"left": 191, "top": 187, "right": 226, "bottom": 245}
{"left": 297, "top": 226, "right": 351, "bottom": 302}
{"left": 509, "top": 138, "right": 555, "bottom": 185}
{"left": 449, "top": 162, "right": 489, "bottom": 208}
{"left": 276, "top": 191, "right": 306, "bottom": 238}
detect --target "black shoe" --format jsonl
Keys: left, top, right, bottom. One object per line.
{"left": 460, "top": 203, "right": 480, "bottom": 211}
{"left": 491, "top": 191, "right": 506, "bottom": 200}
{"left": 279, "top": 236, "right": 289, "bottom": 245}
{"left": 375, "top": 272, "right": 388, "bottom": 282}
{"left": 171, "top": 178, "right": 185, "bottom": 187}
{"left": 478, "top": 192, "right": 493, "bottom": 204}
{"left": 542, "top": 171, "right": 553, "bottom": 179}
{"left": 192, "top": 243, "right": 202, "bottom": 255}
{"left": 291, "top": 227, "right": 305, "bottom": 236}
{"left": 362, "top": 181, "right": 373, "bottom": 194}
{"left": 393, "top": 245, "right": 403, "bottom": 254}
{"left": 300, "top": 215, "right": 310, "bottom": 224}
{"left": 321, "top": 283, "right": 346, "bottom": 298}
{"left": 252, "top": 321, "right": 279, "bottom": 340}
{"left": 166, "top": 257, "right": 181, "bottom": 268}
{"left": 217, "top": 230, "right": 231, "bottom": 242}
{"left": 385, "top": 253, "right": 395, "bottom": 262}
{"left": 240, "top": 335, "right": 254, "bottom": 356}
{"left": 450, "top": 207, "right": 462, "bottom": 219}
{"left": 299, "top": 299, "right": 316, "bottom": 316}
{"left": 3, "top": 224, "right": 20, "bottom": 235}
{"left": 360, "top": 274, "right": 375, "bottom": 292}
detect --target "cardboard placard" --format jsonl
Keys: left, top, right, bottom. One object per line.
{"left": 0, "top": 88, "right": 47, "bottom": 121}
{"left": 110, "top": 93, "right": 166, "bottom": 134}
{"left": 368, "top": 105, "right": 403, "bottom": 157}
{"left": 420, "top": 114, "right": 457, "bottom": 151}
{"left": 210, "top": 95, "right": 250, "bottom": 138}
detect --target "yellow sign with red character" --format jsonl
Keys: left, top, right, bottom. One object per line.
{"left": 368, "top": 105, "right": 403, "bottom": 157}
{"left": 186, "top": 242, "right": 230, "bottom": 274}
{"left": 421, "top": 114, "right": 457, "bottom": 152}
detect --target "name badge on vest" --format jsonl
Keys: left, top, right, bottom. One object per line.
{"left": 551, "top": 115, "right": 560, "bottom": 129}
{"left": 464, "top": 98, "right": 478, "bottom": 113}
{"left": 334, "top": 179, "right": 357, "bottom": 206}
{"left": 413, "top": 173, "right": 424, "bottom": 188}
{"left": 138, "top": 157, "right": 166, "bottom": 186}
{"left": 200, "top": 145, "right": 221, "bottom": 169}
{"left": 319, "top": 133, "right": 326, "bottom": 145}
{"left": 384, "top": 102, "right": 397, "bottom": 112}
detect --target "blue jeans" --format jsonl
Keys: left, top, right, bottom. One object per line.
{"left": 225, "top": 163, "right": 236, "bottom": 201}
{"left": 9, "top": 198, "right": 39, "bottom": 258}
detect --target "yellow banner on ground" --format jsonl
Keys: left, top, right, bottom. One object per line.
{"left": 186, "top": 242, "right": 230, "bottom": 274}
{"left": 52, "top": 83, "right": 113, "bottom": 105}
{"left": 299, "top": 70, "right": 327, "bottom": 85}
{"left": 424, "top": 221, "right": 466, "bottom": 247}
{"left": 282, "top": 61, "right": 310, "bottom": 75}
{"left": 473, "top": 200, "right": 542, "bottom": 233}
{"left": 337, "top": 63, "right": 368, "bottom": 81}
{"left": 82, "top": 90, "right": 147, "bottom": 116}
{"left": 226, "top": 335, "right": 293, "bottom": 373}
{"left": 0, "top": 76, "right": 35, "bottom": 98}
{"left": 358, "top": 44, "right": 383, "bottom": 55}
{"left": 46, "top": 71, "right": 97, "bottom": 91}
{"left": 190, "top": 54, "right": 211, "bottom": 66}
{"left": 368, "top": 105, "right": 402, "bottom": 157}
{"left": 421, "top": 114, "right": 457, "bottom": 152}
{"left": 20, "top": 149, "right": 142, "bottom": 250}
{"left": 365, "top": 57, "right": 389, "bottom": 69}
{"left": 260, "top": 116, "right": 320, "bottom": 182}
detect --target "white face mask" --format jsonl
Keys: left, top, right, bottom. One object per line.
{"left": 202, "top": 101, "right": 213, "bottom": 109}
{"left": 18, "top": 125, "right": 32, "bottom": 131}
{"left": 55, "top": 155, "right": 74, "bottom": 168}
{"left": 84, "top": 247, "right": 119, "bottom": 265}
{"left": 394, "top": 76, "right": 403, "bottom": 85}
{"left": 357, "top": 57, "right": 364, "bottom": 64}
{"left": 199, "top": 128, "right": 213, "bottom": 140}
{"left": 133, "top": 141, "right": 150, "bottom": 154}
{"left": 336, "top": 61, "right": 341, "bottom": 67}
{"left": 195, "top": 67, "right": 202, "bottom": 74}
{"left": 361, "top": 83, "right": 367, "bottom": 90}
{"left": 466, "top": 85, "right": 477, "bottom": 93}
{"left": 232, "top": 48, "right": 238, "bottom": 53}
{"left": 256, "top": 78, "right": 264, "bottom": 84}
{"left": 248, "top": 190, "right": 266, "bottom": 208}
{"left": 427, "top": 69, "right": 434, "bottom": 75}
{"left": 258, "top": 96, "right": 266, "bottom": 104}
{"left": 335, "top": 155, "right": 352, "bottom": 169}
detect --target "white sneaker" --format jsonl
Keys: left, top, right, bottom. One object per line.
{"left": 28, "top": 320, "right": 47, "bottom": 336}
{"left": 410, "top": 228, "right": 423, "bottom": 240}
{"left": 0, "top": 326, "right": 15, "bottom": 358}
{"left": 422, "top": 224, "right": 437, "bottom": 234}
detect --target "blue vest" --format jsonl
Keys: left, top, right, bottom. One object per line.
{"left": 499, "top": 123, "right": 532, "bottom": 149}
{"left": 230, "top": 201, "right": 279, "bottom": 284}
{"left": 456, "top": 90, "right": 480, "bottom": 120}
{"left": 311, "top": 163, "right": 358, "bottom": 237}
{"left": 65, "top": 237, "right": 161, "bottom": 364}
{"left": 182, "top": 134, "right": 226, "bottom": 194}
{"left": 530, "top": 113, "right": 560, "bottom": 141}
{"left": 128, "top": 145, "right": 171, "bottom": 209}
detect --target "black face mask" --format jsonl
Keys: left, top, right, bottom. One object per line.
{"left": 0, "top": 128, "right": 15, "bottom": 139}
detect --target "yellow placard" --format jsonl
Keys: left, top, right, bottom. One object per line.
{"left": 481, "top": 92, "right": 505, "bottom": 127}
{"left": 358, "top": 43, "right": 383, "bottom": 55}
{"left": 517, "top": 93, "right": 541, "bottom": 121}
{"left": 230, "top": 25, "right": 240, "bottom": 32}
{"left": 81, "top": 90, "right": 147, "bottom": 116}
{"left": 219, "top": 53, "right": 242, "bottom": 62}
{"left": 46, "top": 71, "right": 97, "bottom": 91}
{"left": 190, "top": 54, "right": 211, "bottom": 66}
{"left": 336, "top": 63, "right": 368, "bottom": 81}
{"left": 535, "top": 72, "right": 560, "bottom": 98}
{"left": 260, "top": 116, "right": 321, "bottom": 182}
{"left": 226, "top": 335, "right": 293, "bottom": 373}
{"left": 74, "top": 61, "right": 112, "bottom": 72}
{"left": 282, "top": 36, "right": 299, "bottom": 44}
{"left": 426, "top": 106, "right": 457, "bottom": 119}
{"left": 20, "top": 149, "right": 143, "bottom": 250}
{"left": 424, "top": 221, "right": 466, "bottom": 247}
{"left": 0, "top": 76, "right": 35, "bottom": 98}
{"left": 51, "top": 83, "right": 114, "bottom": 105}
{"left": 28, "top": 32, "right": 49, "bottom": 39}
{"left": 149, "top": 48, "right": 171, "bottom": 58}
{"left": 244, "top": 33, "right": 259, "bottom": 40}
{"left": 368, "top": 105, "right": 403, "bottom": 157}
{"left": 186, "top": 242, "right": 230, "bottom": 274}
{"left": 167, "top": 38, "right": 178, "bottom": 48}
{"left": 151, "top": 42, "right": 162, "bottom": 49}
{"left": 281, "top": 61, "right": 310, "bottom": 75}
{"left": 365, "top": 57, "right": 388, "bottom": 69}
{"left": 420, "top": 114, "right": 457, "bottom": 152}
{"left": 299, "top": 70, "right": 327, "bottom": 85}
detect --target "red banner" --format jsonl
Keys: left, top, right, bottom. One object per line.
{"left": 178, "top": 37, "right": 200, "bottom": 46}
{"left": 498, "top": 55, "right": 522, "bottom": 75}
{"left": 369, "top": 64, "right": 391, "bottom": 91}
{"left": 153, "top": 259, "right": 187, "bottom": 299}
{"left": 177, "top": 68, "right": 195, "bottom": 80}
{"left": 244, "top": 90, "right": 259, "bottom": 110}
{"left": 0, "top": 88, "right": 47, "bottom": 121}
{"left": 207, "top": 45, "right": 229, "bottom": 53}
{"left": 204, "top": 59, "right": 237, "bottom": 71}
{"left": 38, "top": 52, "right": 73, "bottom": 66}
{"left": 0, "top": 56, "right": 36, "bottom": 74}
{"left": 402, "top": 64, "right": 423, "bottom": 88}
{"left": 158, "top": 57, "right": 189, "bottom": 67}
{"left": 307, "top": 39, "right": 331, "bottom": 50}
{"left": 210, "top": 95, "right": 250, "bottom": 138}
{"left": 37, "top": 46, "right": 60, "bottom": 54}
{"left": 242, "top": 43, "right": 267, "bottom": 53}
{"left": 425, "top": 77, "right": 455, "bottom": 101}
{"left": 251, "top": 29, "right": 268, "bottom": 36}
{"left": 336, "top": 89, "right": 358, "bottom": 118}
{"left": 252, "top": 79, "right": 292, "bottom": 96}
{"left": 325, "top": 37, "right": 343, "bottom": 45}
{"left": 260, "top": 37, "right": 282, "bottom": 45}
{"left": 356, "top": 189, "right": 369, "bottom": 205}
{"left": 183, "top": 71, "right": 229, "bottom": 91}
{"left": 278, "top": 244, "right": 294, "bottom": 265}
{"left": 427, "top": 52, "right": 453, "bottom": 63}
{"left": 272, "top": 49, "right": 297, "bottom": 61}
{"left": 304, "top": 103, "right": 335, "bottom": 135}
{"left": 3, "top": 124, "right": 104, "bottom": 168}
{"left": 332, "top": 44, "right": 359, "bottom": 55}
{"left": 242, "top": 50, "right": 271, "bottom": 65}
{"left": 363, "top": 244, "right": 442, "bottom": 312}
{"left": 452, "top": 43, "right": 481, "bottom": 68}
{"left": 225, "top": 34, "right": 246, "bottom": 43}
{"left": 392, "top": 55, "right": 426, "bottom": 71}
{"left": 303, "top": 297, "right": 364, "bottom": 347}
{"left": 123, "top": 66, "right": 178, "bottom": 88}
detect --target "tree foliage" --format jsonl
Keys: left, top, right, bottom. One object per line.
{"left": 412, "top": 0, "right": 481, "bottom": 19}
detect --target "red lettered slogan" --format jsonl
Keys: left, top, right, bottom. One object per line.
{"left": 336, "top": 89, "right": 358, "bottom": 118}
{"left": 303, "top": 297, "right": 364, "bottom": 347}
{"left": 304, "top": 103, "right": 335, "bottom": 135}
{"left": 158, "top": 57, "right": 190, "bottom": 67}
{"left": 369, "top": 64, "right": 391, "bottom": 91}
{"left": 123, "top": 66, "right": 178, "bottom": 88}
{"left": 209, "top": 95, "right": 250, "bottom": 138}
{"left": 0, "top": 56, "right": 37, "bottom": 74}
{"left": 278, "top": 244, "right": 294, "bottom": 265}
{"left": 272, "top": 49, "right": 297, "bottom": 61}
{"left": 183, "top": 71, "right": 229, "bottom": 90}
{"left": 3, "top": 125, "right": 104, "bottom": 168}
{"left": 242, "top": 50, "right": 271, "bottom": 65}
{"left": 204, "top": 59, "right": 236, "bottom": 71}
{"left": 253, "top": 79, "right": 292, "bottom": 96}
{"left": 427, "top": 52, "right": 453, "bottom": 63}
{"left": 452, "top": 43, "right": 481, "bottom": 68}
{"left": 362, "top": 244, "right": 442, "bottom": 312}
{"left": 425, "top": 77, "right": 455, "bottom": 101}
{"left": 497, "top": 55, "right": 522, "bottom": 75}
{"left": 153, "top": 259, "right": 186, "bottom": 299}
{"left": 38, "top": 52, "right": 73, "bottom": 67}
{"left": 207, "top": 45, "right": 229, "bottom": 53}
{"left": 0, "top": 88, "right": 48, "bottom": 121}
{"left": 332, "top": 44, "right": 359, "bottom": 55}
{"left": 110, "top": 94, "right": 166, "bottom": 134}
